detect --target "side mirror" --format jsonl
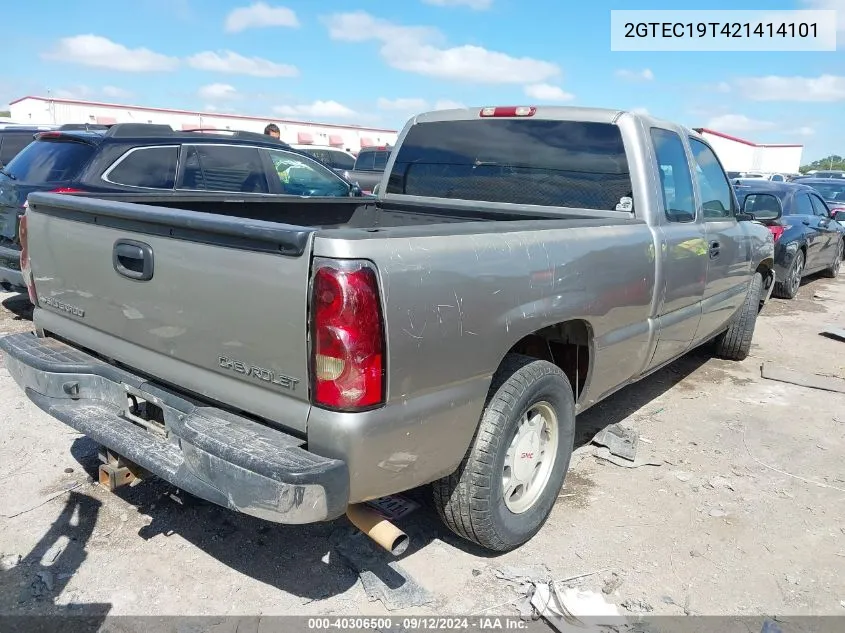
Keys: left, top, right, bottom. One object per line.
{"left": 372, "top": 183, "right": 381, "bottom": 196}
{"left": 349, "top": 183, "right": 362, "bottom": 197}
{"left": 834, "top": 211, "right": 845, "bottom": 222}
{"left": 741, "top": 193, "right": 782, "bottom": 222}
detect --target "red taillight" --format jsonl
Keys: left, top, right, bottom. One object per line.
{"left": 480, "top": 106, "right": 536, "bottom": 118}
{"left": 19, "top": 214, "right": 37, "bottom": 304}
{"left": 768, "top": 225, "right": 787, "bottom": 242}
{"left": 35, "top": 132, "right": 63, "bottom": 140}
{"left": 310, "top": 258, "right": 385, "bottom": 410}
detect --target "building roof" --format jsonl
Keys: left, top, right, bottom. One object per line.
{"left": 693, "top": 127, "right": 803, "bottom": 149}
{"left": 9, "top": 95, "right": 397, "bottom": 133}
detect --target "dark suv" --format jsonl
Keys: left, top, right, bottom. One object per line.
{"left": 0, "top": 124, "right": 60, "bottom": 168}
{"left": 0, "top": 123, "right": 363, "bottom": 292}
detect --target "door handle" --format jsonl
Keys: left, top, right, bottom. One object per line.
{"left": 113, "top": 239, "right": 154, "bottom": 281}
{"left": 802, "top": 219, "right": 811, "bottom": 225}
{"left": 709, "top": 240, "right": 720, "bottom": 259}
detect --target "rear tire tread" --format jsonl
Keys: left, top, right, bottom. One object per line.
{"left": 714, "top": 272, "right": 763, "bottom": 361}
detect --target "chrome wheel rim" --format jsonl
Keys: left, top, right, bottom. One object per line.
{"left": 502, "top": 401, "right": 559, "bottom": 514}
{"left": 789, "top": 253, "right": 804, "bottom": 295}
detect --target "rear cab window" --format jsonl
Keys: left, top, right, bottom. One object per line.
{"left": 2, "top": 138, "right": 96, "bottom": 183}
{"left": 384, "top": 118, "right": 633, "bottom": 211}
{"left": 354, "top": 151, "right": 376, "bottom": 171}
{"left": 0, "top": 133, "right": 35, "bottom": 166}
{"left": 178, "top": 144, "right": 270, "bottom": 194}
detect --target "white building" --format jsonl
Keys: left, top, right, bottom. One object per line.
{"left": 694, "top": 128, "right": 804, "bottom": 175}
{"left": 8, "top": 96, "right": 398, "bottom": 153}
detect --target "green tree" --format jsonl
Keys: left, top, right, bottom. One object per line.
{"left": 0, "top": 110, "right": 10, "bottom": 118}
{"left": 800, "top": 155, "right": 845, "bottom": 173}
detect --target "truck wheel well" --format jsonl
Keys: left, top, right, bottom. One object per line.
{"left": 507, "top": 320, "right": 591, "bottom": 402}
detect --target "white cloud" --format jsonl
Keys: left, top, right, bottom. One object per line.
{"left": 524, "top": 83, "right": 574, "bottom": 102}
{"left": 615, "top": 68, "right": 654, "bottom": 82}
{"left": 224, "top": 3, "right": 300, "bottom": 32}
{"left": 42, "top": 35, "right": 179, "bottom": 72}
{"left": 274, "top": 100, "right": 357, "bottom": 119}
{"left": 705, "top": 114, "right": 776, "bottom": 133}
{"left": 322, "top": 11, "right": 559, "bottom": 84}
{"left": 102, "top": 86, "right": 132, "bottom": 99}
{"left": 802, "top": 0, "right": 845, "bottom": 33}
{"left": 734, "top": 75, "right": 845, "bottom": 102}
{"left": 377, "top": 97, "right": 429, "bottom": 111}
{"left": 715, "top": 82, "right": 731, "bottom": 93}
{"left": 422, "top": 0, "right": 493, "bottom": 9}
{"left": 791, "top": 126, "right": 816, "bottom": 137}
{"left": 198, "top": 83, "right": 240, "bottom": 101}
{"left": 433, "top": 99, "right": 466, "bottom": 110}
{"left": 187, "top": 50, "right": 298, "bottom": 77}
{"left": 52, "top": 85, "right": 94, "bottom": 99}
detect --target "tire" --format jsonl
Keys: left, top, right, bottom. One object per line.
{"left": 432, "top": 353, "right": 576, "bottom": 552}
{"left": 821, "top": 239, "right": 843, "bottom": 278}
{"left": 714, "top": 272, "right": 763, "bottom": 361}
{"left": 773, "top": 249, "right": 805, "bottom": 299}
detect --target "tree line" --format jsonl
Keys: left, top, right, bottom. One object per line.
{"left": 800, "top": 155, "right": 845, "bottom": 173}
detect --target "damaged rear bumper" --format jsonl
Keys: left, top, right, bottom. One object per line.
{"left": 0, "top": 332, "right": 349, "bottom": 524}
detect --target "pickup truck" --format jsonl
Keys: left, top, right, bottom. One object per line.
{"left": 0, "top": 106, "right": 775, "bottom": 553}
{"left": 340, "top": 146, "right": 391, "bottom": 193}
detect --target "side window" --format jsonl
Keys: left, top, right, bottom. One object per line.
{"left": 330, "top": 151, "right": 355, "bottom": 170}
{"left": 650, "top": 128, "right": 696, "bottom": 223}
{"left": 689, "top": 139, "right": 734, "bottom": 219}
{"left": 177, "top": 144, "right": 269, "bottom": 193}
{"left": 793, "top": 193, "right": 815, "bottom": 216}
{"left": 355, "top": 152, "right": 375, "bottom": 171}
{"left": 809, "top": 194, "right": 829, "bottom": 217}
{"left": 265, "top": 149, "right": 349, "bottom": 197}
{"left": 373, "top": 151, "right": 389, "bottom": 170}
{"left": 105, "top": 146, "right": 178, "bottom": 189}
{"left": 770, "top": 174, "right": 785, "bottom": 182}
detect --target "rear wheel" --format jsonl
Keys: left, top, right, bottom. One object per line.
{"left": 821, "top": 239, "right": 843, "bottom": 278}
{"left": 432, "top": 353, "right": 575, "bottom": 552}
{"left": 773, "top": 249, "right": 804, "bottom": 299}
{"left": 714, "top": 272, "right": 763, "bottom": 361}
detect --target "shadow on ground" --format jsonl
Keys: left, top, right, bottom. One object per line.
{"left": 0, "top": 490, "right": 112, "bottom": 626}
{"left": 46, "top": 346, "right": 715, "bottom": 603}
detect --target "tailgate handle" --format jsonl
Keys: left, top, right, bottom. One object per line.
{"left": 113, "top": 239, "right": 154, "bottom": 281}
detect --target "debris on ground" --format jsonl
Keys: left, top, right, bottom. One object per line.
{"left": 601, "top": 572, "right": 622, "bottom": 595}
{"left": 0, "top": 553, "right": 21, "bottom": 571}
{"left": 593, "top": 446, "right": 662, "bottom": 469}
{"left": 591, "top": 423, "right": 639, "bottom": 462}
{"left": 334, "top": 530, "right": 434, "bottom": 611}
{"left": 530, "top": 583, "right": 623, "bottom": 632}
{"left": 706, "top": 476, "right": 734, "bottom": 491}
{"left": 675, "top": 472, "right": 692, "bottom": 482}
{"left": 820, "top": 326, "right": 845, "bottom": 342}
{"left": 761, "top": 362, "right": 845, "bottom": 394}
{"left": 620, "top": 597, "right": 654, "bottom": 613}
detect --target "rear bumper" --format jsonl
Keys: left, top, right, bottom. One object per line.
{"left": 0, "top": 244, "right": 24, "bottom": 289}
{"left": 0, "top": 332, "right": 349, "bottom": 524}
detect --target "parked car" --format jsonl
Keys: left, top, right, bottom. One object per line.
{"left": 341, "top": 145, "right": 392, "bottom": 193}
{"left": 290, "top": 144, "right": 357, "bottom": 176}
{"left": 733, "top": 180, "right": 844, "bottom": 299}
{"left": 0, "top": 123, "right": 364, "bottom": 292}
{"left": 0, "top": 124, "right": 59, "bottom": 168}
{"left": 0, "top": 106, "right": 775, "bottom": 553}
{"left": 794, "top": 178, "right": 845, "bottom": 216}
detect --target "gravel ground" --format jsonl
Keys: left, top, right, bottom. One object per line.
{"left": 1, "top": 274, "right": 844, "bottom": 619}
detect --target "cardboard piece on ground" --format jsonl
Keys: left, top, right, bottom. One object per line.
{"left": 760, "top": 362, "right": 845, "bottom": 394}
{"left": 530, "top": 582, "right": 624, "bottom": 633}
{"left": 591, "top": 423, "right": 639, "bottom": 462}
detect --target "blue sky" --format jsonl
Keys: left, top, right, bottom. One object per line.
{"left": 3, "top": 0, "right": 843, "bottom": 162}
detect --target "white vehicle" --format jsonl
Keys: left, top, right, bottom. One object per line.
{"left": 289, "top": 144, "right": 357, "bottom": 175}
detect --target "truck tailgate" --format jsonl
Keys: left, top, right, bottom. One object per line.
{"left": 25, "top": 193, "right": 316, "bottom": 433}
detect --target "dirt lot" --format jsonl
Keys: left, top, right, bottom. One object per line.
{"left": 1, "top": 275, "right": 844, "bottom": 620}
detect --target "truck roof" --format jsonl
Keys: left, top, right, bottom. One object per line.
{"left": 409, "top": 105, "right": 700, "bottom": 142}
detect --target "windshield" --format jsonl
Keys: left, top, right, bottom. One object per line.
{"left": 805, "top": 181, "right": 845, "bottom": 202}
{"left": 2, "top": 138, "right": 95, "bottom": 183}
{"left": 385, "top": 119, "right": 632, "bottom": 210}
